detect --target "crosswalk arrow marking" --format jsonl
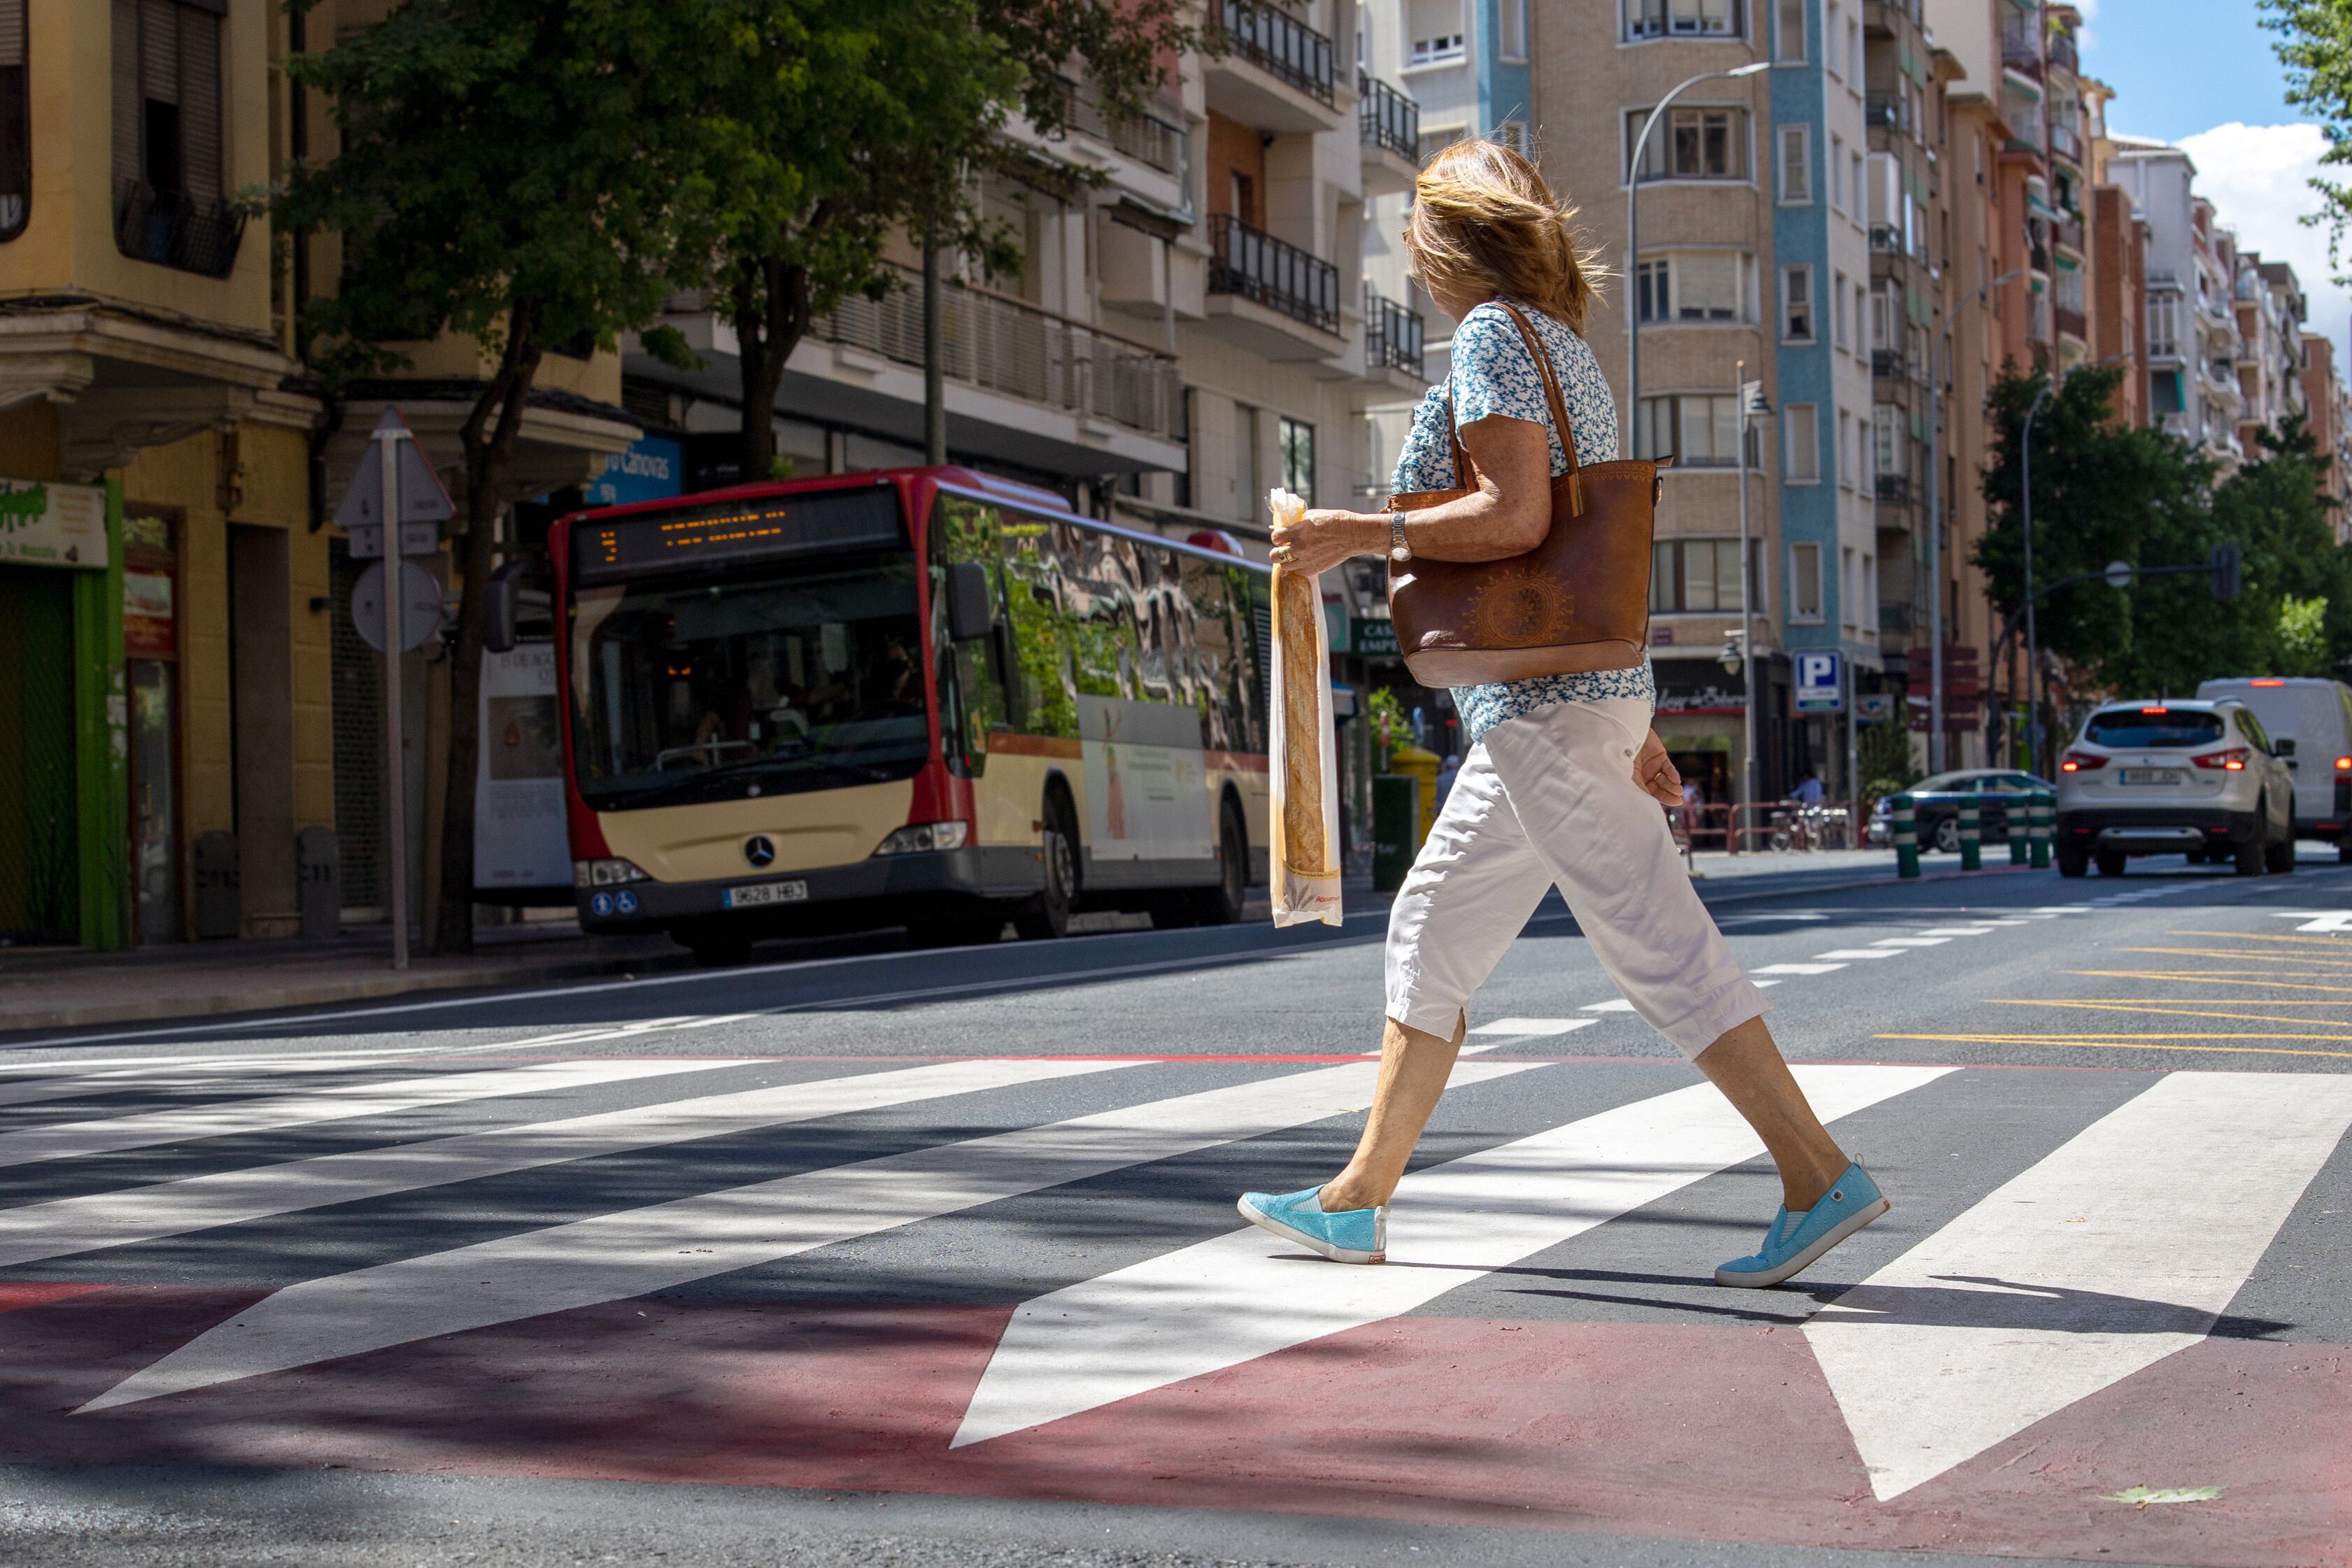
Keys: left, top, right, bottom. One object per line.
{"left": 949, "top": 1064, "right": 1953, "bottom": 1449}
{"left": 1804, "top": 1070, "right": 2352, "bottom": 1501}
{"left": 75, "top": 1060, "right": 1544, "bottom": 1414}
{"left": 2273, "top": 911, "right": 2352, "bottom": 933}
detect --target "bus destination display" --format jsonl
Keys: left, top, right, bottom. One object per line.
{"left": 572, "top": 484, "right": 902, "bottom": 584}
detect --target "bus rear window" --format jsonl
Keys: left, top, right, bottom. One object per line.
{"left": 2085, "top": 710, "right": 2225, "bottom": 749}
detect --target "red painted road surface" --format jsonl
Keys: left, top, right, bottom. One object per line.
{"left": 6, "top": 1286, "right": 2344, "bottom": 1566}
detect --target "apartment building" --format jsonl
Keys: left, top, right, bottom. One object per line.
{"left": 2301, "top": 336, "right": 2352, "bottom": 539}
{"left": 0, "top": 0, "right": 325, "bottom": 950}
{"left": 2237, "top": 257, "right": 2310, "bottom": 457}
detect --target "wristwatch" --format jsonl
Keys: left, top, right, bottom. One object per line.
{"left": 1387, "top": 508, "right": 1412, "bottom": 564}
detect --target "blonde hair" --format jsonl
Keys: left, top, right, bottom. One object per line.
{"left": 1404, "top": 138, "right": 1604, "bottom": 333}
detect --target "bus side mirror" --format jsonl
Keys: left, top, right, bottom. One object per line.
{"left": 946, "top": 561, "right": 993, "bottom": 643}
{"left": 483, "top": 561, "right": 528, "bottom": 654}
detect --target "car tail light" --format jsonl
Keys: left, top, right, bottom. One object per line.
{"left": 2335, "top": 755, "right": 2351, "bottom": 771}
{"left": 2061, "top": 750, "right": 2106, "bottom": 772}
{"left": 2192, "top": 748, "right": 2252, "bottom": 771}
{"left": 2251, "top": 678, "right": 2286, "bottom": 687}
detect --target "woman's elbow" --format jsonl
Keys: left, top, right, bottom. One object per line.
{"left": 1489, "top": 498, "right": 1551, "bottom": 557}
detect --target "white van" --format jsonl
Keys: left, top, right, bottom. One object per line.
{"left": 2196, "top": 677, "right": 2352, "bottom": 857}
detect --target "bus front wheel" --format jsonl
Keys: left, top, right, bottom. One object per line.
{"left": 1192, "top": 799, "right": 1248, "bottom": 925}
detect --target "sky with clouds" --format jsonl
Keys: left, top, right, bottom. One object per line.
{"left": 2081, "top": 0, "right": 2352, "bottom": 366}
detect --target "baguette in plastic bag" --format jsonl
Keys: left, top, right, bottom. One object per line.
{"left": 1266, "top": 487, "right": 1343, "bottom": 927}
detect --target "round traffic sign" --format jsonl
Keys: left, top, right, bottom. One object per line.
{"left": 352, "top": 560, "right": 446, "bottom": 653}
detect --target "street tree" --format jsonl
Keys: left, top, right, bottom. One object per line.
{"left": 276, "top": 0, "right": 740, "bottom": 954}
{"left": 711, "top": 0, "right": 1191, "bottom": 482}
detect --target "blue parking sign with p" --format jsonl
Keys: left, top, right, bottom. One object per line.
{"left": 1794, "top": 650, "right": 1843, "bottom": 714}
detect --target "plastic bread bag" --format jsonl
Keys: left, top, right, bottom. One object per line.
{"left": 1266, "top": 487, "right": 1343, "bottom": 927}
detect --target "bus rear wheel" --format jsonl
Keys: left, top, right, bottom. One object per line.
{"left": 1014, "top": 794, "right": 1078, "bottom": 941}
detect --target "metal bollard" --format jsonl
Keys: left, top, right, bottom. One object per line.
{"left": 2009, "top": 799, "right": 2031, "bottom": 864}
{"left": 1958, "top": 793, "right": 1983, "bottom": 871}
{"left": 2030, "top": 790, "right": 2055, "bottom": 869}
{"left": 1892, "top": 793, "right": 1920, "bottom": 879}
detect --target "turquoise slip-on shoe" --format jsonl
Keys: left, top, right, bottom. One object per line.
{"left": 1238, "top": 1185, "right": 1387, "bottom": 1264}
{"left": 1715, "top": 1159, "right": 1887, "bottom": 1288}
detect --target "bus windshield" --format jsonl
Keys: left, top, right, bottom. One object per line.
{"left": 568, "top": 546, "right": 929, "bottom": 811}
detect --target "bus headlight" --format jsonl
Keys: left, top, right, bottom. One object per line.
{"left": 574, "top": 857, "right": 651, "bottom": 888}
{"left": 873, "top": 821, "right": 971, "bottom": 856}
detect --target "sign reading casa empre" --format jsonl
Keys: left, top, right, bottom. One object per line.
{"left": 0, "top": 478, "right": 109, "bottom": 570}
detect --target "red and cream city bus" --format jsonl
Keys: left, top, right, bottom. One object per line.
{"left": 531, "top": 467, "right": 1272, "bottom": 964}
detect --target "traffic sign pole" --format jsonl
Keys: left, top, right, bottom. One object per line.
{"left": 379, "top": 422, "right": 409, "bottom": 971}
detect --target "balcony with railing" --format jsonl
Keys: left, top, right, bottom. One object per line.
{"left": 1359, "top": 73, "right": 1417, "bottom": 159}
{"left": 2000, "top": 24, "right": 2041, "bottom": 75}
{"left": 1055, "top": 77, "right": 1186, "bottom": 177}
{"left": 1364, "top": 288, "right": 1426, "bottom": 380}
{"left": 1871, "top": 348, "right": 1906, "bottom": 381}
{"left": 2047, "top": 30, "right": 2079, "bottom": 74}
{"left": 2051, "top": 215, "right": 2083, "bottom": 255}
{"left": 2055, "top": 306, "right": 2087, "bottom": 343}
{"left": 1208, "top": 0, "right": 1336, "bottom": 111}
{"left": 1207, "top": 213, "right": 1340, "bottom": 336}
{"left": 2047, "top": 121, "right": 2082, "bottom": 163}
{"left": 113, "top": 179, "right": 246, "bottom": 279}
{"left": 810, "top": 261, "right": 1186, "bottom": 444}
{"left": 1874, "top": 473, "right": 1913, "bottom": 507}
{"left": 1869, "top": 223, "right": 1905, "bottom": 255}
{"left": 1866, "top": 95, "right": 1908, "bottom": 134}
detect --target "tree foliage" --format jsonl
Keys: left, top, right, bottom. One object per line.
{"left": 2264, "top": 0, "right": 2352, "bottom": 277}
{"left": 1975, "top": 366, "right": 2348, "bottom": 701}
{"left": 277, "top": 0, "right": 743, "bottom": 953}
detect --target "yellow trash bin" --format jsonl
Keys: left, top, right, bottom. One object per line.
{"left": 1389, "top": 744, "right": 1440, "bottom": 848}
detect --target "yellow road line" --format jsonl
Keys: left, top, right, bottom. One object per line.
{"left": 1874, "top": 1034, "right": 2352, "bottom": 1061}
{"left": 2169, "top": 929, "right": 2352, "bottom": 947}
{"left": 2067, "top": 971, "right": 2352, "bottom": 992}
{"left": 2123, "top": 947, "right": 2352, "bottom": 968}
{"left": 1990, "top": 999, "right": 2352, "bottom": 1027}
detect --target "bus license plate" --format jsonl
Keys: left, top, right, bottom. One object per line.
{"left": 2120, "top": 768, "right": 2183, "bottom": 785}
{"left": 724, "top": 880, "right": 807, "bottom": 909}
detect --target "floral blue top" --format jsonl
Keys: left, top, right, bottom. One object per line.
{"left": 1389, "top": 299, "right": 1655, "bottom": 746}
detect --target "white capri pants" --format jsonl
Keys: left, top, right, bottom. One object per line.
{"left": 1385, "top": 696, "right": 1770, "bottom": 1060}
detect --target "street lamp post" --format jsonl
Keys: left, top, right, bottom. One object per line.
{"left": 1925, "top": 267, "right": 2026, "bottom": 773}
{"left": 2018, "top": 380, "right": 2055, "bottom": 769}
{"left": 1625, "top": 61, "right": 1773, "bottom": 442}
{"left": 1734, "top": 360, "right": 1768, "bottom": 814}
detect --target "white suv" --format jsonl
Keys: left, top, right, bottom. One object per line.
{"left": 2055, "top": 699, "right": 2296, "bottom": 877}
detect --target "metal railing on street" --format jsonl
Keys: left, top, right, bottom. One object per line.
{"left": 812, "top": 262, "right": 1186, "bottom": 443}
{"left": 113, "top": 178, "right": 245, "bottom": 279}
{"left": 1364, "top": 287, "right": 1426, "bottom": 378}
{"left": 1210, "top": 0, "right": 1336, "bottom": 106}
{"left": 1359, "top": 72, "right": 1418, "bottom": 159}
{"left": 1666, "top": 801, "right": 1857, "bottom": 855}
{"left": 1208, "top": 213, "right": 1340, "bottom": 333}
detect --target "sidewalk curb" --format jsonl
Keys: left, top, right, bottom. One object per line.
{"left": 4, "top": 863, "right": 2039, "bottom": 1036}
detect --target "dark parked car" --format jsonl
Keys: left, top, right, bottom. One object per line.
{"left": 1866, "top": 769, "right": 2055, "bottom": 853}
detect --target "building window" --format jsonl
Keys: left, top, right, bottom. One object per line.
{"left": 1853, "top": 278, "right": 1869, "bottom": 357}
{"left": 1491, "top": 120, "right": 1529, "bottom": 157}
{"left": 1827, "top": 1, "right": 1844, "bottom": 77}
{"left": 1776, "top": 0, "right": 1806, "bottom": 61}
{"left": 1873, "top": 404, "right": 1905, "bottom": 476}
{"left": 1418, "top": 124, "right": 1466, "bottom": 164}
{"left": 1832, "top": 271, "right": 1848, "bottom": 350}
{"left": 1651, "top": 539, "right": 1764, "bottom": 612}
{"left": 1627, "top": 0, "right": 1743, "bottom": 40}
{"left": 1780, "top": 264, "right": 1814, "bottom": 342}
{"left": 111, "top": 0, "right": 238, "bottom": 276}
{"left": 1790, "top": 541, "right": 1824, "bottom": 622}
{"left": 1280, "top": 416, "right": 1315, "bottom": 503}
{"left": 2151, "top": 369, "right": 2185, "bottom": 415}
{"left": 1870, "top": 285, "right": 1897, "bottom": 358}
{"left": 1635, "top": 394, "right": 1741, "bottom": 466}
{"left": 1778, "top": 124, "right": 1811, "bottom": 204}
{"left": 1829, "top": 134, "right": 1846, "bottom": 212}
{"left": 1842, "top": 546, "right": 1858, "bottom": 630}
{"left": 0, "top": 0, "right": 25, "bottom": 241}
{"left": 1408, "top": 1, "right": 1467, "bottom": 67}
{"left": 1851, "top": 149, "right": 1866, "bottom": 220}
{"left": 1500, "top": 0, "right": 1529, "bottom": 61}
{"left": 1837, "top": 408, "right": 1853, "bottom": 487}
{"left": 1636, "top": 250, "right": 1751, "bottom": 324}
{"left": 1785, "top": 402, "right": 1820, "bottom": 482}
{"left": 1626, "top": 106, "right": 1750, "bottom": 182}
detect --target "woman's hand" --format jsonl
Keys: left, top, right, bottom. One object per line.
{"left": 1633, "top": 729, "right": 1682, "bottom": 807}
{"left": 1270, "top": 508, "right": 1383, "bottom": 578}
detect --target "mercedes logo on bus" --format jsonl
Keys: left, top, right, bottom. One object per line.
{"left": 743, "top": 836, "right": 776, "bottom": 869}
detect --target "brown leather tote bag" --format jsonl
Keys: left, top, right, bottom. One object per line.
{"left": 1387, "top": 301, "right": 1667, "bottom": 687}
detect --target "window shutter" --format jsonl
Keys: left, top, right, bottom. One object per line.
{"left": 113, "top": 0, "right": 141, "bottom": 190}
{"left": 0, "top": 0, "right": 22, "bottom": 66}
{"left": 141, "top": 0, "right": 180, "bottom": 106}
{"left": 178, "top": 2, "right": 221, "bottom": 203}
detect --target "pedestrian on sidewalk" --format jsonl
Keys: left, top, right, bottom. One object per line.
{"left": 1247, "top": 139, "right": 1885, "bottom": 1288}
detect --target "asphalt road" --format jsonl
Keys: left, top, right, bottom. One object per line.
{"left": 1, "top": 851, "right": 2347, "bottom": 1568}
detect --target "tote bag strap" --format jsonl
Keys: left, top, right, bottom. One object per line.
{"left": 1436, "top": 301, "right": 1585, "bottom": 518}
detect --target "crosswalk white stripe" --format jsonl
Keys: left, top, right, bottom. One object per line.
{"left": 1804, "top": 1070, "right": 2352, "bottom": 1502}
{"left": 1869, "top": 938, "right": 1950, "bottom": 948}
{"left": 1458, "top": 1021, "right": 1596, "bottom": 1056}
{"left": 1813, "top": 949, "right": 1906, "bottom": 960}
{"left": 948, "top": 1064, "right": 1955, "bottom": 1448}
{"left": 0, "top": 1059, "right": 751, "bottom": 1173}
{"left": 1755, "top": 962, "right": 1845, "bottom": 975}
{"left": 0, "top": 1057, "right": 1138, "bottom": 1268}
{"left": 76, "top": 1059, "right": 1547, "bottom": 1412}
{"left": 0, "top": 1054, "right": 469, "bottom": 1112}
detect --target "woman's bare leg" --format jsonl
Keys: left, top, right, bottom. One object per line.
{"left": 1692, "top": 1015, "right": 1849, "bottom": 1209}
{"left": 1317, "top": 1013, "right": 1464, "bottom": 1211}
